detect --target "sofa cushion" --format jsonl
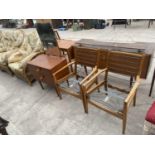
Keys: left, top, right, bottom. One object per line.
{"left": 27, "top": 30, "right": 43, "bottom": 52}
{"left": 145, "top": 101, "right": 155, "bottom": 124}
{"left": 8, "top": 51, "right": 25, "bottom": 63}
{"left": 0, "top": 31, "right": 7, "bottom": 53}
{"left": 3, "top": 31, "right": 14, "bottom": 50}
{"left": 8, "top": 47, "right": 33, "bottom": 64}
{"left": 11, "top": 30, "right": 24, "bottom": 48}
{"left": 20, "top": 35, "right": 32, "bottom": 53}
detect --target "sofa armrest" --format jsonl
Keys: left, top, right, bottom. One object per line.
{"left": 19, "top": 51, "right": 44, "bottom": 70}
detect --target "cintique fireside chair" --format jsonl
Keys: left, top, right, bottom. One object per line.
{"left": 53, "top": 46, "right": 101, "bottom": 107}
{"left": 80, "top": 51, "right": 144, "bottom": 134}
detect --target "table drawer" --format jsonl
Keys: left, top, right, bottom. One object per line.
{"left": 27, "top": 65, "right": 54, "bottom": 85}
{"left": 40, "top": 69, "right": 53, "bottom": 85}
{"left": 27, "top": 65, "right": 42, "bottom": 80}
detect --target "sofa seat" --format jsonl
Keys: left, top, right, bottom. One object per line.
{"left": 9, "top": 52, "right": 43, "bottom": 73}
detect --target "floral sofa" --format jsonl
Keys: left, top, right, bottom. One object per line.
{"left": 0, "top": 29, "right": 24, "bottom": 74}
{"left": 0, "top": 29, "right": 44, "bottom": 84}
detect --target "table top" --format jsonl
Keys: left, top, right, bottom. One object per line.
{"left": 28, "top": 54, "right": 67, "bottom": 70}
{"left": 57, "top": 39, "right": 75, "bottom": 50}
{"left": 76, "top": 39, "right": 155, "bottom": 54}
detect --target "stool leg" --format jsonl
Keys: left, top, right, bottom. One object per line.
{"left": 149, "top": 69, "right": 155, "bottom": 97}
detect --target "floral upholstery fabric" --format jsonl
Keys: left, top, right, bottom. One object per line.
{"left": 0, "top": 49, "right": 18, "bottom": 65}
{"left": 0, "top": 29, "right": 43, "bottom": 80}
{"left": 7, "top": 38, "right": 32, "bottom": 64}
{"left": 0, "top": 30, "right": 24, "bottom": 65}
{"left": 8, "top": 30, "right": 43, "bottom": 64}
{"left": 9, "top": 52, "right": 43, "bottom": 74}
{"left": 27, "top": 30, "right": 43, "bottom": 52}
{"left": 11, "top": 30, "right": 24, "bottom": 48}
{"left": 0, "top": 31, "right": 10, "bottom": 53}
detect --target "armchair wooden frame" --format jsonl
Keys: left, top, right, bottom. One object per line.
{"left": 80, "top": 51, "right": 144, "bottom": 134}
{"left": 53, "top": 46, "right": 102, "bottom": 109}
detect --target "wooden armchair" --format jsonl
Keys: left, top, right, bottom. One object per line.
{"left": 53, "top": 46, "right": 100, "bottom": 109}
{"left": 80, "top": 51, "right": 144, "bottom": 134}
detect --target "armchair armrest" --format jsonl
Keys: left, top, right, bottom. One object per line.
{"left": 79, "top": 66, "right": 98, "bottom": 85}
{"left": 125, "top": 80, "right": 141, "bottom": 106}
{"left": 81, "top": 68, "right": 108, "bottom": 91}
{"left": 53, "top": 60, "right": 75, "bottom": 77}
{"left": 53, "top": 61, "right": 75, "bottom": 83}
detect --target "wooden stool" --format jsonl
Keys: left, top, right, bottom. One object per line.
{"left": 0, "top": 117, "right": 9, "bottom": 135}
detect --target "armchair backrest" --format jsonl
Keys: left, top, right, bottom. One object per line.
{"left": 108, "top": 51, "right": 144, "bottom": 77}
{"left": 73, "top": 46, "right": 100, "bottom": 67}
{"left": 98, "top": 49, "right": 109, "bottom": 69}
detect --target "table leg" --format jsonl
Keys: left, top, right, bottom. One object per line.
{"left": 38, "top": 81, "right": 44, "bottom": 90}
{"left": 149, "top": 68, "right": 155, "bottom": 96}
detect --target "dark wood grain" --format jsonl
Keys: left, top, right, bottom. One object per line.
{"left": 27, "top": 54, "right": 69, "bottom": 95}
{"left": 76, "top": 39, "right": 153, "bottom": 79}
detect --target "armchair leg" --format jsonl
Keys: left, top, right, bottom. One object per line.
{"left": 133, "top": 91, "right": 137, "bottom": 107}
{"left": 122, "top": 106, "right": 128, "bottom": 134}
{"left": 84, "top": 65, "right": 88, "bottom": 75}
{"left": 95, "top": 78, "right": 100, "bottom": 92}
{"left": 79, "top": 85, "right": 88, "bottom": 113}
{"left": 122, "top": 116, "right": 127, "bottom": 134}
{"left": 84, "top": 102, "right": 88, "bottom": 114}
{"left": 66, "top": 80, "right": 70, "bottom": 87}
{"left": 82, "top": 94, "right": 88, "bottom": 114}
{"left": 105, "top": 71, "right": 108, "bottom": 92}
{"left": 130, "top": 76, "right": 133, "bottom": 88}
